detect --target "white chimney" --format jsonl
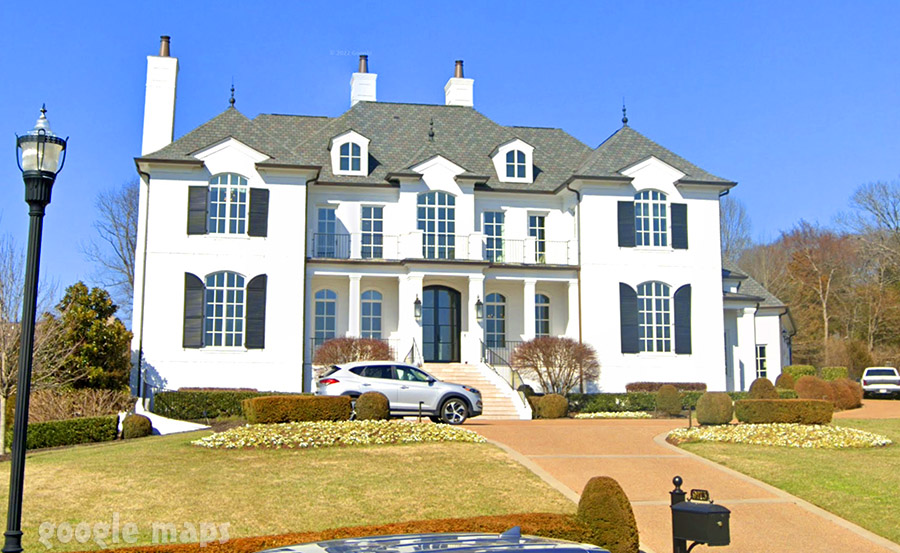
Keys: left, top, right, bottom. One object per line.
{"left": 350, "top": 55, "right": 377, "bottom": 106}
{"left": 141, "top": 36, "right": 179, "bottom": 156}
{"left": 444, "top": 60, "right": 473, "bottom": 107}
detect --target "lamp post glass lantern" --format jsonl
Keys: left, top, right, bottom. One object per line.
{"left": 4, "top": 106, "right": 67, "bottom": 553}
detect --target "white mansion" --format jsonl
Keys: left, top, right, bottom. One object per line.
{"left": 132, "top": 37, "right": 793, "bottom": 401}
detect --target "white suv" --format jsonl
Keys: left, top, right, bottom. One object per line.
{"left": 316, "top": 361, "right": 483, "bottom": 424}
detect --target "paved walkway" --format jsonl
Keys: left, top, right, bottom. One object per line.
{"left": 467, "top": 400, "right": 900, "bottom": 553}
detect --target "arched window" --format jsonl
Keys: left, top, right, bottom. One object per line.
{"left": 535, "top": 294, "right": 550, "bottom": 337}
{"left": 340, "top": 142, "right": 361, "bottom": 172}
{"left": 361, "top": 290, "right": 382, "bottom": 339}
{"left": 208, "top": 173, "right": 248, "bottom": 234}
{"left": 485, "top": 293, "right": 506, "bottom": 347}
{"left": 418, "top": 191, "right": 456, "bottom": 259}
{"left": 506, "top": 150, "right": 526, "bottom": 179}
{"left": 634, "top": 190, "right": 668, "bottom": 247}
{"left": 637, "top": 281, "right": 671, "bottom": 352}
{"left": 204, "top": 271, "right": 245, "bottom": 347}
{"left": 314, "top": 289, "right": 337, "bottom": 344}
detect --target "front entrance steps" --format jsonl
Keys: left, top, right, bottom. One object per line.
{"left": 423, "top": 363, "right": 530, "bottom": 420}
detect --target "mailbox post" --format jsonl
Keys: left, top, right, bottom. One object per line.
{"left": 670, "top": 476, "right": 730, "bottom": 553}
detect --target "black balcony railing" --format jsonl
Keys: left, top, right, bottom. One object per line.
{"left": 312, "top": 233, "right": 351, "bottom": 259}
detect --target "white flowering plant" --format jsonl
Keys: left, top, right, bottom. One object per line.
{"left": 574, "top": 412, "right": 652, "bottom": 419}
{"left": 668, "top": 423, "right": 892, "bottom": 449}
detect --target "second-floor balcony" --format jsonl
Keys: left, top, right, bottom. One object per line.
{"left": 310, "top": 232, "right": 577, "bottom": 265}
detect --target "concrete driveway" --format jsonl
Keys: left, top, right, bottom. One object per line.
{"left": 467, "top": 403, "right": 900, "bottom": 553}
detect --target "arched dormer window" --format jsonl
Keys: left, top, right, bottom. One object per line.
{"left": 330, "top": 130, "right": 370, "bottom": 176}
{"left": 208, "top": 173, "right": 248, "bottom": 234}
{"left": 506, "top": 150, "right": 526, "bottom": 179}
{"left": 491, "top": 138, "right": 534, "bottom": 184}
{"left": 340, "top": 142, "right": 361, "bottom": 172}
{"left": 634, "top": 190, "right": 668, "bottom": 247}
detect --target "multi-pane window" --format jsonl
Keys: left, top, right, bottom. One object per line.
{"left": 635, "top": 190, "right": 668, "bottom": 247}
{"left": 361, "top": 290, "right": 382, "bottom": 339}
{"left": 529, "top": 215, "right": 546, "bottom": 263}
{"left": 314, "top": 289, "right": 337, "bottom": 344}
{"left": 506, "top": 150, "right": 526, "bottom": 178}
{"left": 535, "top": 294, "right": 550, "bottom": 337}
{"left": 484, "top": 211, "right": 504, "bottom": 262}
{"left": 756, "top": 345, "right": 768, "bottom": 379}
{"left": 485, "top": 293, "right": 506, "bottom": 347}
{"left": 316, "top": 207, "right": 338, "bottom": 257}
{"left": 361, "top": 206, "right": 383, "bottom": 259}
{"left": 339, "top": 142, "right": 361, "bottom": 172}
{"left": 418, "top": 192, "right": 456, "bottom": 259}
{"left": 204, "top": 271, "right": 245, "bottom": 347}
{"left": 637, "top": 281, "right": 671, "bottom": 352}
{"left": 208, "top": 173, "right": 248, "bottom": 234}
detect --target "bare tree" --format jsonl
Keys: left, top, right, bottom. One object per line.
{"left": 83, "top": 179, "right": 139, "bottom": 314}
{"left": 848, "top": 180, "right": 900, "bottom": 268}
{"left": 738, "top": 240, "right": 793, "bottom": 301}
{"left": 720, "top": 195, "right": 752, "bottom": 262}
{"left": 510, "top": 337, "right": 599, "bottom": 395}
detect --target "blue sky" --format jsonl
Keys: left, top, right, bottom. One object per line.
{"left": 1, "top": 1, "right": 898, "bottom": 316}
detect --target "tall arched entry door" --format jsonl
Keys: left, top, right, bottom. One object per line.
{"left": 422, "top": 285, "right": 460, "bottom": 363}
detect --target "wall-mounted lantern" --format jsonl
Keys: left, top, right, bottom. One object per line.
{"left": 414, "top": 295, "right": 422, "bottom": 321}
{"left": 475, "top": 296, "right": 484, "bottom": 322}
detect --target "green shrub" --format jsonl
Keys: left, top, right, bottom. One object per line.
{"left": 242, "top": 395, "right": 351, "bottom": 424}
{"left": 568, "top": 390, "right": 796, "bottom": 415}
{"left": 355, "top": 392, "right": 390, "bottom": 420}
{"left": 153, "top": 390, "right": 291, "bottom": 420}
{"left": 122, "top": 414, "right": 153, "bottom": 439}
{"left": 820, "top": 366, "right": 849, "bottom": 381}
{"left": 783, "top": 365, "right": 816, "bottom": 380}
{"left": 830, "top": 379, "right": 860, "bottom": 410}
{"left": 535, "top": 394, "right": 569, "bottom": 419}
{"left": 839, "top": 378, "right": 863, "bottom": 408}
{"left": 749, "top": 378, "right": 779, "bottom": 399}
{"left": 774, "top": 372, "right": 795, "bottom": 390}
{"left": 734, "top": 399, "right": 833, "bottom": 424}
{"left": 656, "top": 385, "right": 682, "bottom": 416}
{"left": 4, "top": 415, "right": 119, "bottom": 450}
{"left": 527, "top": 394, "right": 542, "bottom": 416}
{"left": 517, "top": 384, "right": 536, "bottom": 397}
{"left": 695, "top": 393, "right": 733, "bottom": 425}
{"left": 795, "top": 375, "right": 833, "bottom": 403}
{"left": 625, "top": 382, "right": 706, "bottom": 392}
{"left": 576, "top": 476, "right": 639, "bottom": 553}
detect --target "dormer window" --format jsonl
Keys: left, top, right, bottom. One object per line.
{"left": 330, "top": 130, "right": 370, "bottom": 176}
{"left": 340, "top": 142, "right": 361, "bottom": 171}
{"left": 506, "top": 150, "right": 526, "bottom": 178}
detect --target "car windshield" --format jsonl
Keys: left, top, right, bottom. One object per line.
{"left": 866, "top": 368, "right": 898, "bottom": 376}
{"left": 320, "top": 366, "right": 340, "bottom": 377}
{"left": 395, "top": 366, "right": 432, "bottom": 382}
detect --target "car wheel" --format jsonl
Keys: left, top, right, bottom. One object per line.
{"left": 440, "top": 398, "right": 468, "bottom": 425}
{"left": 428, "top": 416, "right": 441, "bottom": 423}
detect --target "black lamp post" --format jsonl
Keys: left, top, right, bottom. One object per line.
{"left": 4, "top": 106, "right": 67, "bottom": 553}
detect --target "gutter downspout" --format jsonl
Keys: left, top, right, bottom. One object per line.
{"left": 300, "top": 177, "right": 316, "bottom": 393}
{"left": 135, "top": 169, "right": 151, "bottom": 403}
{"left": 566, "top": 182, "right": 584, "bottom": 393}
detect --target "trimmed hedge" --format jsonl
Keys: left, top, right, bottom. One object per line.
{"left": 242, "top": 395, "right": 351, "bottom": 424}
{"left": 656, "top": 385, "right": 682, "bottom": 416}
{"left": 775, "top": 372, "right": 795, "bottom": 390}
{"left": 821, "top": 366, "right": 849, "bottom": 381}
{"left": 734, "top": 399, "right": 833, "bottom": 424}
{"left": 625, "top": 382, "right": 706, "bottom": 392}
{"left": 4, "top": 415, "right": 119, "bottom": 450}
{"left": 749, "top": 378, "right": 779, "bottom": 399}
{"left": 577, "top": 476, "right": 639, "bottom": 553}
{"left": 355, "top": 392, "right": 390, "bottom": 420}
{"left": 795, "top": 375, "right": 834, "bottom": 403}
{"left": 152, "top": 390, "right": 291, "bottom": 420}
{"left": 695, "top": 393, "right": 733, "bottom": 425}
{"left": 783, "top": 365, "right": 817, "bottom": 380}
{"left": 122, "top": 414, "right": 153, "bottom": 439}
{"left": 534, "top": 394, "right": 569, "bottom": 419}
{"left": 568, "top": 390, "right": 797, "bottom": 414}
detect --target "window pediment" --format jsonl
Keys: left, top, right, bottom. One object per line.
{"left": 329, "top": 130, "right": 370, "bottom": 176}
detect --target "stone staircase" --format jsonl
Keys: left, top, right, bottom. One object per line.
{"left": 424, "top": 362, "right": 526, "bottom": 420}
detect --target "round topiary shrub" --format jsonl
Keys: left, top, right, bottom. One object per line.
{"left": 535, "top": 394, "right": 569, "bottom": 419}
{"left": 656, "top": 385, "right": 682, "bottom": 416}
{"left": 749, "top": 378, "right": 779, "bottom": 399}
{"left": 355, "top": 391, "right": 390, "bottom": 420}
{"left": 829, "top": 379, "right": 859, "bottom": 411}
{"left": 795, "top": 375, "right": 833, "bottom": 403}
{"left": 576, "top": 476, "right": 639, "bottom": 553}
{"left": 695, "top": 392, "right": 734, "bottom": 425}
{"left": 775, "top": 372, "right": 795, "bottom": 390}
{"left": 840, "top": 377, "right": 864, "bottom": 408}
{"left": 122, "top": 414, "right": 152, "bottom": 439}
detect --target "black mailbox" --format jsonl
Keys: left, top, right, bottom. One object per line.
{"left": 671, "top": 500, "right": 730, "bottom": 546}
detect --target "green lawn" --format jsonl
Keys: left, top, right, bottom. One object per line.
{"left": 0, "top": 430, "right": 573, "bottom": 551}
{"left": 681, "top": 419, "right": 900, "bottom": 544}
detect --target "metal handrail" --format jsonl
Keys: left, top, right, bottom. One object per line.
{"left": 480, "top": 339, "right": 529, "bottom": 408}
{"left": 404, "top": 340, "right": 423, "bottom": 367}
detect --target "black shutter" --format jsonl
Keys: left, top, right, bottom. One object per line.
{"left": 619, "top": 283, "right": 639, "bottom": 354}
{"left": 246, "top": 275, "right": 267, "bottom": 349}
{"left": 617, "top": 201, "right": 635, "bottom": 247}
{"left": 183, "top": 273, "right": 204, "bottom": 348}
{"left": 248, "top": 188, "right": 269, "bottom": 237}
{"left": 674, "top": 284, "right": 692, "bottom": 354}
{"left": 187, "top": 186, "right": 208, "bottom": 235}
{"left": 671, "top": 203, "right": 688, "bottom": 249}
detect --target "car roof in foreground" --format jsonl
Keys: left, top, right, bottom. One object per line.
{"left": 335, "top": 360, "right": 400, "bottom": 369}
{"left": 256, "top": 530, "right": 608, "bottom": 553}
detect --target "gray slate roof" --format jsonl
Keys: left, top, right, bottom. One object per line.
{"left": 138, "top": 101, "right": 732, "bottom": 191}
{"left": 722, "top": 259, "right": 785, "bottom": 308}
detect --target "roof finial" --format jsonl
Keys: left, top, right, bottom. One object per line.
{"left": 229, "top": 79, "right": 235, "bottom": 108}
{"left": 622, "top": 99, "right": 628, "bottom": 126}
{"left": 40, "top": 103, "right": 47, "bottom": 117}
{"left": 428, "top": 118, "right": 435, "bottom": 141}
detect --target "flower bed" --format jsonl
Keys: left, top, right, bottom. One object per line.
{"left": 574, "top": 412, "right": 652, "bottom": 419}
{"left": 192, "top": 419, "right": 487, "bottom": 449}
{"left": 668, "top": 423, "right": 892, "bottom": 449}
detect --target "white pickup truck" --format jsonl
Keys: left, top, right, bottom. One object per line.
{"left": 861, "top": 367, "right": 900, "bottom": 398}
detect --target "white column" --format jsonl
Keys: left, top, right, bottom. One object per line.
{"left": 464, "top": 275, "right": 485, "bottom": 363}
{"left": 566, "top": 279, "right": 580, "bottom": 339}
{"left": 735, "top": 307, "right": 758, "bottom": 392}
{"left": 523, "top": 279, "right": 536, "bottom": 341}
{"left": 398, "top": 274, "right": 424, "bottom": 362}
{"left": 348, "top": 275, "right": 361, "bottom": 337}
